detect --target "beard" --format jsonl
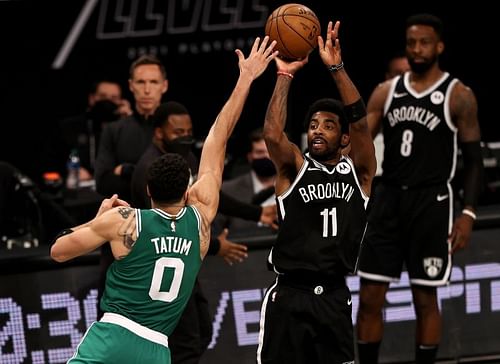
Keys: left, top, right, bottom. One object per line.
{"left": 408, "top": 54, "right": 438, "bottom": 74}
{"left": 308, "top": 136, "right": 343, "bottom": 161}
{"left": 308, "top": 144, "right": 338, "bottom": 161}
{"left": 310, "top": 151, "right": 335, "bottom": 161}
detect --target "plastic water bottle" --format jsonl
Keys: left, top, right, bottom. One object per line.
{"left": 66, "top": 149, "right": 80, "bottom": 190}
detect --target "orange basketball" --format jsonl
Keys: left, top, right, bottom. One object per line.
{"left": 265, "top": 3, "right": 321, "bottom": 60}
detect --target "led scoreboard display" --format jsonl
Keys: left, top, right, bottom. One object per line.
{"left": 0, "top": 266, "right": 98, "bottom": 364}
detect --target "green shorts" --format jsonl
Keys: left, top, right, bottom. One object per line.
{"left": 69, "top": 318, "right": 170, "bottom": 364}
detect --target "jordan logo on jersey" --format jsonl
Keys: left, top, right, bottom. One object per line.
{"left": 423, "top": 257, "right": 443, "bottom": 278}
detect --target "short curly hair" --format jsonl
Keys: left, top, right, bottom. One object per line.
{"left": 153, "top": 101, "right": 190, "bottom": 129}
{"left": 406, "top": 14, "right": 443, "bottom": 40}
{"left": 147, "top": 153, "right": 190, "bottom": 204}
{"left": 304, "top": 98, "right": 349, "bottom": 134}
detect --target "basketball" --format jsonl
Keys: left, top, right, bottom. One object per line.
{"left": 265, "top": 3, "right": 321, "bottom": 60}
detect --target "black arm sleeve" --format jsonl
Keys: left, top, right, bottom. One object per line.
{"left": 461, "top": 141, "right": 484, "bottom": 209}
{"left": 218, "top": 191, "right": 262, "bottom": 222}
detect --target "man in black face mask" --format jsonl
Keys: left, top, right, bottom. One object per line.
{"left": 44, "top": 79, "right": 132, "bottom": 182}
{"left": 132, "top": 101, "right": 197, "bottom": 208}
{"left": 213, "top": 127, "right": 277, "bottom": 240}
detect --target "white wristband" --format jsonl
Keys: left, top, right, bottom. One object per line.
{"left": 462, "top": 209, "right": 477, "bottom": 220}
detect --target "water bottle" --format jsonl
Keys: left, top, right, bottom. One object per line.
{"left": 66, "top": 149, "right": 80, "bottom": 191}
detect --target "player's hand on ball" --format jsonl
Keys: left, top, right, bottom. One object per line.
{"left": 275, "top": 55, "right": 309, "bottom": 76}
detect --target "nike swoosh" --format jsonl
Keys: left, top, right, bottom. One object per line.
{"left": 393, "top": 92, "right": 408, "bottom": 98}
{"left": 347, "top": 298, "right": 352, "bottom": 306}
{"left": 436, "top": 194, "right": 449, "bottom": 201}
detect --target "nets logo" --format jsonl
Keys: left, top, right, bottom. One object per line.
{"left": 423, "top": 257, "right": 443, "bottom": 278}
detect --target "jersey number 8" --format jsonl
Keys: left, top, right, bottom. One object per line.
{"left": 400, "top": 129, "right": 414, "bottom": 157}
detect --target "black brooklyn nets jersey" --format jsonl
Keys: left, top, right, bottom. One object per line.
{"left": 382, "top": 72, "right": 459, "bottom": 187}
{"left": 270, "top": 154, "right": 369, "bottom": 276}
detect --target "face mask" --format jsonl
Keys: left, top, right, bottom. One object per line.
{"left": 163, "top": 136, "right": 195, "bottom": 158}
{"left": 88, "top": 100, "right": 119, "bottom": 123}
{"left": 251, "top": 158, "right": 276, "bottom": 178}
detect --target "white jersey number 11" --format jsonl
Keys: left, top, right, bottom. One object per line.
{"left": 320, "top": 207, "right": 338, "bottom": 237}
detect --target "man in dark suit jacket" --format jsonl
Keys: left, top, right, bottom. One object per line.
{"left": 214, "top": 128, "right": 277, "bottom": 240}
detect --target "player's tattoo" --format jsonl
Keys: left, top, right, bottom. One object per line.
{"left": 118, "top": 207, "right": 134, "bottom": 219}
{"left": 122, "top": 234, "right": 136, "bottom": 249}
{"left": 117, "top": 208, "right": 136, "bottom": 249}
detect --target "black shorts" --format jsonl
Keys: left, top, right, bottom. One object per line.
{"left": 357, "top": 182, "right": 452, "bottom": 286}
{"left": 257, "top": 273, "right": 354, "bottom": 364}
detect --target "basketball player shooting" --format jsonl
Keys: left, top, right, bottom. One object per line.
{"left": 256, "top": 20, "right": 376, "bottom": 364}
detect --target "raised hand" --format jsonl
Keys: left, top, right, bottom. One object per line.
{"left": 235, "top": 36, "right": 279, "bottom": 80}
{"left": 318, "top": 21, "right": 342, "bottom": 67}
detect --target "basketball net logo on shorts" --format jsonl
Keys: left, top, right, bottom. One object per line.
{"left": 423, "top": 257, "right": 443, "bottom": 278}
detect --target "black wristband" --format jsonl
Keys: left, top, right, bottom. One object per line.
{"left": 328, "top": 61, "right": 344, "bottom": 72}
{"left": 344, "top": 98, "right": 367, "bottom": 123}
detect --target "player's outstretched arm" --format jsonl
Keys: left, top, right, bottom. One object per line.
{"left": 319, "top": 20, "right": 376, "bottom": 195}
{"left": 189, "top": 37, "right": 278, "bottom": 223}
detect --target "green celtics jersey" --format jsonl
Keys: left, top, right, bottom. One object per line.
{"left": 100, "top": 206, "right": 202, "bottom": 336}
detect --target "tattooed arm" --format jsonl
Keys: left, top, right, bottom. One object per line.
{"left": 51, "top": 194, "right": 133, "bottom": 262}
{"left": 112, "top": 206, "right": 138, "bottom": 259}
